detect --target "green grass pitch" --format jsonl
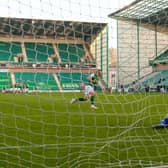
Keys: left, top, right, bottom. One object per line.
{"left": 0, "top": 92, "right": 168, "bottom": 167}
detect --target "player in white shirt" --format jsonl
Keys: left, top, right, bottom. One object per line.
{"left": 70, "top": 82, "right": 98, "bottom": 109}
{"left": 71, "top": 70, "right": 101, "bottom": 109}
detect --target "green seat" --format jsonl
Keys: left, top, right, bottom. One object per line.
{"left": 25, "top": 43, "right": 55, "bottom": 63}
{"left": 57, "top": 44, "right": 85, "bottom": 63}
{"left": 14, "top": 72, "right": 59, "bottom": 91}
{"left": 0, "top": 72, "right": 12, "bottom": 90}
{"left": 140, "top": 70, "right": 168, "bottom": 89}
{"left": 0, "top": 42, "right": 21, "bottom": 61}
{"left": 57, "top": 72, "right": 89, "bottom": 90}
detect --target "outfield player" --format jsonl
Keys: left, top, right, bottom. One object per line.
{"left": 87, "top": 70, "right": 101, "bottom": 91}
{"left": 70, "top": 70, "right": 101, "bottom": 109}
{"left": 70, "top": 82, "right": 98, "bottom": 109}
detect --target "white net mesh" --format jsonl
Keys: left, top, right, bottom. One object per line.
{"left": 0, "top": 0, "right": 168, "bottom": 167}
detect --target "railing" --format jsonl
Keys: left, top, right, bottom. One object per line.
{"left": 0, "top": 62, "right": 97, "bottom": 69}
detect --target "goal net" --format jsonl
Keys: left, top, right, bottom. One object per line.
{"left": 0, "top": 0, "right": 168, "bottom": 167}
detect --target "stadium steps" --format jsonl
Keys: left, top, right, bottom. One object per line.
{"left": 21, "top": 42, "right": 28, "bottom": 62}
{"left": 52, "top": 44, "right": 61, "bottom": 63}
{"left": 83, "top": 43, "right": 94, "bottom": 62}
{"left": 10, "top": 72, "right": 16, "bottom": 86}
{"left": 53, "top": 73, "right": 62, "bottom": 91}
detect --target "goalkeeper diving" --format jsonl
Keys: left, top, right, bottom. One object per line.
{"left": 70, "top": 70, "right": 101, "bottom": 109}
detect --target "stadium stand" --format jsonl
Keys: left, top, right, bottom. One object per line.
{"left": 24, "top": 43, "right": 55, "bottom": 63}
{"left": 57, "top": 72, "right": 88, "bottom": 90}
{"left": 0, "top": 72, "right": 12, "bottom": 90}
{"left": 57, "top": 72, "right": 103, "bottom": 91}
{"left": 149, "top": 49, "right": 168, "bottom": 65}
{"left": 0, "top": 42, "right": 22, "bottom": 61}
{"left": 14, "top": 72, "right": 59, "bottom": 91}
{"left": 136, "top": 70, "right": 168, "bottom": 91}
{"left": 0, "top": 19, "right": 105, "bottom": 92}
{"left": 57, "top": 43, "right": 85, "bottom": 63}
{"left": 140, "top": 72, "right": 162, "bottom": 89}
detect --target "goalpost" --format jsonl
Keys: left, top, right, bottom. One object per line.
{"left": 0, "top": 0, "right": 168, "bottom": 168}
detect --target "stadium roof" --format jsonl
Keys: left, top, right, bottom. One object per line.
{"left": 108, "top": 0, "right": 168, "bottom": 25}
{"left": 0, "top": 17, "right": 106, "bottom": 42}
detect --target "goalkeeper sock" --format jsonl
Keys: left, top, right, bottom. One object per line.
{"left": 90, "top": 96, "right": 94, "bottom": 105}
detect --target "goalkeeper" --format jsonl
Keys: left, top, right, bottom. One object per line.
{"left": 70, "top": 70, "right": 101, "bottom": 109}
{"left": 152, "top": 115, "right": 168, "bottom": 129}
{"left": 160, "top": 116, "right": 168, "bottom": 125}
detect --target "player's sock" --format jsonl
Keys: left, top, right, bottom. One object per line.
{"left": 71, "top": 98, "right": 87, "bottom": 104}
{"left": 90, "top": 96, "right": 94, "bottom": 105}
{"left": 77, "top": 98, "right": 87, "bottom": 101}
